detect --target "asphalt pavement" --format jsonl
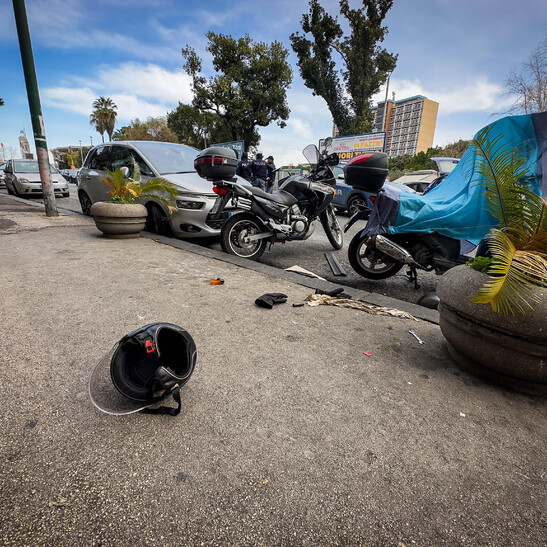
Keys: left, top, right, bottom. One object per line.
{"left": 0, "top": 193, "right": 545, "bottom": 546}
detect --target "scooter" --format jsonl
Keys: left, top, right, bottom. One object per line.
{"left": 342, "top": 154, "right": 487, "bottom": 288}
{"left": 200, "top": 142, "right": 343, "bottom": 261}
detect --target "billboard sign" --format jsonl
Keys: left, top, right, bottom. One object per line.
{"left": 320, "top": 132, "right": 386, "bottom": 164}
{"left": 212, "top": 140, "right": 245, "bottom": 159}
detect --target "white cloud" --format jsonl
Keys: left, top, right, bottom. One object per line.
{"left": 373, "top": 76, "right": 506, "bottom": 115}
{"left": 42, "top": 62, "right": 193, "bottom": 122}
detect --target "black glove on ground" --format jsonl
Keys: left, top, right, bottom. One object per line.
{"left": 315, "top": 287, "right": 352, "bottom": 299}
{"left": 255, "top": 293, "right": 288, "bottom": 309}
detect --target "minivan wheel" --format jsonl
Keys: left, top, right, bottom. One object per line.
{"left": 79, "top": 191, "right": 92, "bottom": 216}
{"left": 146, "top": 204, "right": 173, "bottom": 237}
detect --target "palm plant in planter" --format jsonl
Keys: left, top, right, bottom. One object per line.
{"left": 437, "top": 121, "right": 547, "bottom": 395}
{"left": 91, "top": 159, "right": 178, "bottom": 239}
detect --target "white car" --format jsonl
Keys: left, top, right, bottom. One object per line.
{"left": 3, "top": 159, "right": 69, "bottom": 197}
{"left": 77, "top": 141, "right": 245, "bottom": 239}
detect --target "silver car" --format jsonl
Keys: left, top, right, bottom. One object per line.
{"left": 78, "top": 141, "right": 243, "bottom": 239}
{"left": 4, "top": 159, "right": 69, "bottom": 197}
{"left": 0, "top": 162, "right": 6, "bottom": 187}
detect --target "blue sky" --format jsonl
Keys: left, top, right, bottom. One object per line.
{"left": 1, "top": 0, "right": 546, "bottom": 166}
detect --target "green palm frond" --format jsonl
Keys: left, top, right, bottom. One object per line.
{"left": 469, "top": 127, "right": 541, "bottom": 231}
{"left": 100, "top": 167, "right": 178, "bottom": 208}
{"left": 466, "top": 125, "right": 547, "bottom": 315}
{"left": 472, "top": 229, "right": 547, "bottom": 315}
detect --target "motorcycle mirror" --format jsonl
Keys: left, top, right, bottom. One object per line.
{"left": 323, "top": 137, "right": 333, "bottom": 149}
{"left": 324, "top": 153, "right": 339, "bottom": 167}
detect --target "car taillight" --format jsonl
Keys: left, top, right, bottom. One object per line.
{"left": 213, "top": 186, "right": 228, "bottom": 196}
{"left": 195, "top": 156, "right": 226, "bottom": 166}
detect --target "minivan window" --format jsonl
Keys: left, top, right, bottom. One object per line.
{"left": 88, "top": 146, "right": 110, "bottom": 170}
{"left": 127, "top": 149, "right": 155, "bottom": 177}
{"left": 131, "top": 142, "right": 197, "bottom": 175}
{"left": 110, "top": 145, "right": 130, "bottom": 171}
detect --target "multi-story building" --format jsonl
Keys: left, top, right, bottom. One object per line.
{"left": 372, "top": 95, "right": 439, "bottom": 157}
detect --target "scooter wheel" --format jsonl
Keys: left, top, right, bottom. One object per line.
{"left": 220, "top": 213, "right": 268, "bottom": 260}
{"left": 348, "top": 233, "right": 403, "bottom": 279}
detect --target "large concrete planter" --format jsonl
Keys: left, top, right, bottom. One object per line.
{"left": 437, "top": 265, "right": 547, "bottom": 395}
{"left": 90, "top": 202, "right": 147, "bottom": 239}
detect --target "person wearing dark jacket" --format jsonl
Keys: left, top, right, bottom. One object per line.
{"left": 236, "top": 152, "right": 253, "bottom": 182}
{"left": 265, "top": 155, "right": 276, "bottom": 193}
{"left": 250, "top": 153, "right": 268, "bottom": 191}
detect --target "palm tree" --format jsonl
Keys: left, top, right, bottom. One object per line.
{"left": 0, "top": 97, "right": 4, "bottom": 106}
{"left": 90, "top": 97, "right": 117, "bottom": 143}
{"left": 469, "top": 125, "right": 547, "bottom": 314}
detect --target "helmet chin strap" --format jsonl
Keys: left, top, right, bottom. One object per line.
{"left": 140, "top": 383, "right": 181, "bottom": 416}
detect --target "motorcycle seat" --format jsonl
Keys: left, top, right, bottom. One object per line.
{"left": 249, "top": 187, "right": 298, "bottom": 206}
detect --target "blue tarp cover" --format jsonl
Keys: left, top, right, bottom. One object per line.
{"left": 383, "top": 113, "right": 547, "bottom": 245}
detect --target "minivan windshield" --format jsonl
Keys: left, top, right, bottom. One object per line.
{"left": 13, "top": 161, "right": 57, "bottom": 174}
{"left": 131, "top": 142, "right": 198, "bottom": 175}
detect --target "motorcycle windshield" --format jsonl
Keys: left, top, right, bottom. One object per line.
{"left": 364, "top": 112, "right": 546, "bottom": 245}
{"left": 302, "top": 144, "right": 319, "bottom": 167}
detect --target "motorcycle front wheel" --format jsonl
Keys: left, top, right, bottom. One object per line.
{"left": 220, "top": 213, "right": 268, "bottom": 260}
{"left": 320, "top": 206, "right": 343, "bottom": 250}
{"left": 348, "top": 233, "right": 403, "bottom": 279}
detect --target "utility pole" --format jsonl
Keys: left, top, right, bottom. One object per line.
{"left": 78, "top": 140, "right": 83, "bottom": 165}
{"left": 12, "top": 0, "right": 57, "bottom": 216}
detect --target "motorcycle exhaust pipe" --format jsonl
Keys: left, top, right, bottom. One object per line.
{"left": 374, "top": 235, "right": 417, "bottom": 265}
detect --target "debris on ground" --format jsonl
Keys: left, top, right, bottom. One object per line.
{"left": 315, "top": 287, "right": 352, "bottom": 299}
{"left": 324, "top": 252, "right": 347, "bottom": 276}
{"left": 255, "top": 293, "right": 288, "bottom": 309}
{"left": 305, "top": 293, "right": 418, "bottom": 320}
{"left": 285, "top": 265, "right": 326, "bottom": 281}
{"left": 210, "top": 278, "right": 225, "bottom": 285}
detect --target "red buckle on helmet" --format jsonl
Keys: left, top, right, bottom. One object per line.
{"left": 145, "top": 340, "right": 155, "bottom": 353}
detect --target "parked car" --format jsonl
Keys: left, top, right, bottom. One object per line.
{"left": 61, "top": 168, "right": 80, "bottom": 184}
{"left": 77, "top": 141, "right": 245, "bottom": 239}
{"left": 393, "top": 157, "right": 460, "bottom": 193}
{"left": 0, "top": 162, "right": 6, "bottom": 187}
{"left": 331, "top": 166, "right": 416, "bottom": 216}
{"left": 3, "top": 159, "right": 69, "bottom": 197}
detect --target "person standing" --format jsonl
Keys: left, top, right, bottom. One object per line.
{"left": 265, "top": 155, "right": 276, "bottom": 193}
{"left": 236, "top": 152, "right": 253, "bottom": 183}
{"left": 250, "top": 153, "right": 268, "bottom": 191}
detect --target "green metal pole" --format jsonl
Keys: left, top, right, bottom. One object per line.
{"left": 12, "top": 0, "right": 57, "bottom": 216}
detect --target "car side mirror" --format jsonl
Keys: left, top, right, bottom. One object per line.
{"left": 337, "top": 173, "right": 344, "bottom": 180}
{"left": 120, "top": 166, "right": 130, "bottom": 179}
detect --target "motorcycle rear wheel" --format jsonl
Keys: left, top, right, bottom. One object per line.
{"left": 220, "top": 213, "right": 268, "bottom": 260}
{"left": 320, "top": 206, "right": 343, "bottom": 250}
{"left": 348, "top": 233, "right": 403, "bottom": 279}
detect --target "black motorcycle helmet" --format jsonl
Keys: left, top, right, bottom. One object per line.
{"left": 90, "top": 323, "right": 197, "bottom": 416}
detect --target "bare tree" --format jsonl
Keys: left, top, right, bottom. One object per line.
{"left": 504, "top": 38, "right": 547, "bottom": 114}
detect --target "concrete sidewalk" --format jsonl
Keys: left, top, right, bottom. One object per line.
{"left": 0, "top": 195, "right": 545, "bottom": 546}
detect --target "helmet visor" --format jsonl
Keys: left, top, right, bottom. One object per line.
{"left": 89, "top": 345, "right": 154, "bottom": 415}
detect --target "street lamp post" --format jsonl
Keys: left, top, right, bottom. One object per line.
{"left": 12, "top": 0, "right": 57, "bottom": 216}
{"left": 381, "top": 71, "right": 392, "bottom": 134}
{"left": 78, "top": 140, "right": 83, "bottom": 164}
{"left": 90, "top": 136, "right": 93, "bottom": 146}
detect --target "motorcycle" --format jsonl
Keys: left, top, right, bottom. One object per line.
{"left": 342, "top": 153, "right": 487, "bottom": 288}
{"left": 200, "top": 141, "right": 343, "bottom": 260}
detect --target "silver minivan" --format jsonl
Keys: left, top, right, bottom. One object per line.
{"left": 4, "top": 159, "right": 69, "bottom": 197}
{"left": 78, "top": 141, "right": 244, "bottom": 239}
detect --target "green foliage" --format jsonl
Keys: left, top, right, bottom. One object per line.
{"left": 181, "top": 33, "right": 293, "bottom": 152}
{"left": 0, "top": 97, "right": 4, "bottom": 106}
{"left": 466, "top": 125, "right": 547, "bottom": 315}
{"left": 466, "top": 256, "right": 493, "bottom": 273}
{"left": 291, "top": 0, "right": 397, "bottom": 136}
{"left": 100, "top": 164, "right": 178, "bottom": 209}
{"left": 167, "top": 104, "right": 232, "bottom": 149}
{"left": 90, "top": 97, "right": 118, "bottom": 143}
{"left": 112, "top": 117, "right": 178, "bottom": 142}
